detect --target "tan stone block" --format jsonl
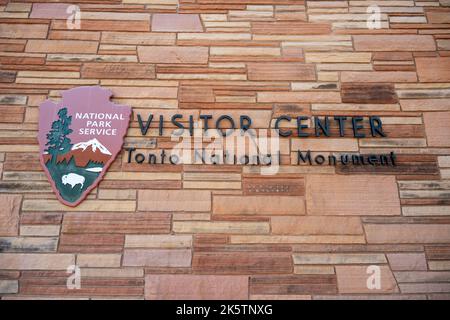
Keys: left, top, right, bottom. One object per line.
{"left": 306, "top": 175, "right": 400, "bottom": 216}
{"left": 230, "top": 235, "right": 365, "bottom": 244}
{"left": 293, "top": 253, "right": 386, "bottom": 265}
{"left": 98, "top": 189, "right": 136, "bottom": 200}
{"left": 123, "top": 249, "right": 191, "bottom": 267}
{"left": 0, "top": 280, "right": 18, "bottom": 294}
{"left": 416, "top": 57, "right": 450, "bottom": 82}
{"left": 77, "top": 254, "right": 122, "bottom": 268}
{"left": 336, "top": 266, "right": 399, "bottom": 294}
{"left": 341, "top": 71, "right": 417, "bottom": 83}
{"left": 173, "top": 221, "right": 270, "bottom": 234}
{"left": 258, "top": 91, "right": 341, "bottom": 103}
{"left": 428, "top": 261, "right": 450, "bottom": 271}
{"left": 102, "top": 32, "right": 175, "bottom": 45}
{"left": 365, "top": 224, "right": 450, "bottom": 244}
{"left": 183, "top": 181, "right": 241, "bottom": 189}
{"left": 354, "top": 35, "right": 436, "bottom": 51}
{"left": 305, "top": 52, "right": 371, "bottom": 63}
{"left": 0, "top": 24, "right": 48, "bottom": 39}
{"left": 138, "top": 190, "right": 210, "bottom": 212}
{"left": 402, "top": 206, "right": 450, "bottom": 216}
{"left": 210, "top": 47, "right": 280, "bottom": 56}
{"left": 213, "top": 195, "right": 305, "bottom": 215}
{"left": 22, "top": 200, "right": 136, "bottom": 212}
{"left": 294, "top": 266, "right": 335, "bottom": 275}
{"left": 272, "top": 216, "right": 363, "bottom": 235}
{"left": 26, "top": 40, "right": 98, "bottom": 53}
{"left": 0, "top": 195, "right": 21, "bottom": 236}
{"left": 125, "top": 235, "right": 192, "bottom": 248}
{"left": 400, "top": 99, "right": 450, "bottom": 111}
{"left": 424, "top": 112, "right": 450, "bottom": 147}
{"left": 19, "top": 225, "right": 60, "bottom": 237}
{"left": 138, "top": 46, "right": 208, "bottom": 63}
{"left": 292, "top": 138, "right": 358, "bottom": 152}
{"left": 152, "top": 14, "right": 203, "bottom": 32}
{"left": 145, "top": 275, "right": 248, "bottom": 300}
{"left": 0, "top": 253, "right": 75, "bottom": 270}
{"left": 0, "top": 237, "right": 58, "bottom": 253}
{"left": 247, "top": 62, "right": 316, "bottom": 81}
{"left": 387, "top": 253, "right": 427, "bottom": 271}
{"left": 105, "top": 86, "right": 177, "bottom": 99}
{"left": 81, "top": 268, "right": 143, "bottom": 278}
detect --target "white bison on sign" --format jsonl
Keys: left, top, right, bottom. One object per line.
{"left": 62, "top": 173, "right": 85, "bottom": 189}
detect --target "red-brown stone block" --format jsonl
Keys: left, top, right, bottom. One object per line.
{"left": 306, "top": 175, "right": 401, "bottom": 215}
{"left": 0, "top": 195, "right": 22, "bottom": 236}
{"left": 424, "top": 112, "right": 450, "bottom": 147}
{"left": 145, "top": 275, "right": 249, "bottom": 300}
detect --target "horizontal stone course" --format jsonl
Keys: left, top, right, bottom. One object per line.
{"left": 1, "top": 0, "right": 450, "bottom": 300}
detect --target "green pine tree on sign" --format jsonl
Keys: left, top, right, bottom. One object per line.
{"left": 45, "top": 107, "right": 73, "bottom": 164}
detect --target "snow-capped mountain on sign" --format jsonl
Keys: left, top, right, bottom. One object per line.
{"left": 72, "top": 138, "right": 112, "bottom": 155}
{"left": 57, "top": 138, "right": 112, "bottom": 167}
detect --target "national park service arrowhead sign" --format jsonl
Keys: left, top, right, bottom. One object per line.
{"left": 38, "top": 86, "right": 132, "bottom": 207}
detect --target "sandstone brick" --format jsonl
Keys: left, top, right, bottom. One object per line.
{"left": 294, "top": 266, "right": 335, "bottom": 275}
{"left": 0, "top": 237, "right": 58, "bottom": 253}
{"left": 354, "top": 35, "right": 436, "bottom": 51}
{"left": 138, "top": 46, "right": 208, "bottom": 64}
{"left": 30, "top": 3, "right": 70, "bottom": 19}
{"left": 0, "top": 254, "right": 75, "bottom": 270}
{"left": 243, "top": 178, "right": 304, "bottom": 196}
{"left": 230, "top": 235, "right": 365, "bottom": 244}
{"left": 424, "top": 112, "right": 450, "bottom": 147}
{"left": 22, "top": 200, "right": 136, "bottom": 212}
{"left": 292, "top": 138, "right": 358, "bottom": 152}
{"left": 62, "top": 212, "right": 170, "bottom": 234}
{"left": 173, "top": 221, "right": 270, "bottom": 234}
{"left": 247, "top": 62, "right": 316, "bottom": 81}
{"left": 59, "top": 234, "right": 124, "bottom": 253}
{"left": 336, "top": 266, "right": 399, "bottom": 294}
{"left": 341, "top": 83, "right": 398, "bottom": 104}
{"left": 125, "top": 235, "right": 192, "bottom": 248}
{"left": 0, "top": 280, "right": 18, "bottom": 294}
{"left": 19, "top": 225, "right": 60, "bottom": 237}
{"left": 107, "top": 86, "right": 177, "bottom": 99}
{"left": 138, "top": 190, "right": 210, "bottom": 212}
{"left": 305, "top": 52, "right": 371, "bottom": 63}
{"left": 0, "top": 195, "right": 21, "bottom": 236}
{"left": 82, "top": 63, "right": 155, "bottom": 79}
{"left": 399, "top": 283, "right": 450, "bottom": 294}
{"left": 213, "top": 195, "right": 305, "bottom": 215}
{"left": 152, "top": 14, "right": 203, "bottom": 32}
{"left": 123, "top": 249, "right": 192, "bottom": 267}
{"left": 102, "top": 32, "right": 175, "bottom": 45}
{"left": 387, "top": 253, "right": 427, "bottom": 271}
{"left": 341, "top": 71, "right": 417, "bottom": 83}
{"left": 145, "top": 275, "right": 248, "bottom": 300}
{"left": 416, "top": 57, "right": 450, "bottom": 82}
{"left": 365, "top": 224, "right": 450, "bottom": 244}
{"left": 26, "top": 40, "right": 98, "bottom": 54}
{"left": 250, "top": 275, "right": 337, "bottom": 295}
{"left": 258, "top": 92, "right": 341, "bottom": 103}
{"left": 81, "top": 268, "right": 143, "bottom": 278}
{"left": 0, "top": 24, "right": 48, "bottom": 39}
{"left": 193, "top": 252, "right": 293, "bottom": 274}
{"left": 77, "top": 254, "right": 122, "bottom": 268}
{"left": 272, "top": 216, "right": 363, "bottom": 235}
{"left": 293, "top": 253, "right": 386, "bottom": 265}
{"left": 427, "top": 11, "right": 450, "bottom": 24}
{"left": 306, "top": 175, "right": 401, "bottom": 215}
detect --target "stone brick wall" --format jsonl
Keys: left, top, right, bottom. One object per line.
{"left": 1, "top": 0, "right": 450, "bottom": 299}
